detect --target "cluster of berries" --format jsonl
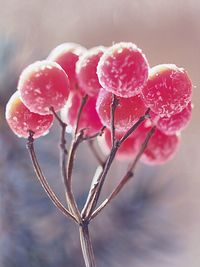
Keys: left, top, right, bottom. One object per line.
{"left": 6, "top": 42, "right": 193, "bottom": 165}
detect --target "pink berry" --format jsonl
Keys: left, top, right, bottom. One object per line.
{"left": 47, "top": 43, "right": 87, "bottom": 91}
{"left": 76, "top": 46, "right": 106, "bottom": 96}
{"left": 98, "top": 128, "right": 140, "bottom": 160}
{"left": 60, "top": 91, "right": 102, "bottom": 136}
{"left": 150, "top": 102, "right": 193, "bottom": 135}
{"left": 18, "top": 61, "right": 70, "bottom": 115}
{"left": 97, "top": 42, "right": 149, "bottom": 98}
{"left": 96, "top": 88, "right": 146, "bottom": 132}
{"left": 6, "top": 92, "right": 54, "bottom": 138}
{"left": 141, "top": 64, "right": 192, "bottom": 117}
{"left": 139, "top": 126, "right": 180, "bottom": 165}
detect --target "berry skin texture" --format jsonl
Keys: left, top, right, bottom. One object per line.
{"left": 47, "top": 43, "right": 87, "bottom": 91}
{"left": 96, "top": 88, "right": 146, "bottom": 132}
{"left": 151, "top": 102, "right": 193, "bottom": 135}
{"left": 60, "top": 91, "right": 102, "bottom": 136}
{"left": 140, "top": 126, "right": 180, "bottom": 165}
{"left": 6, "top": 92, "right": 54, "bottom": 138}
{"left": 76, "top": 46, "right": 106, "bottom": 96}
{"left": 97, "top": 42, "right": 149, "bottom": 98}
{"left": 18, "top": 61, "right": 70, "bottom": 115}
{"left": 98, "top": 128, "right": 140, "bottom": 160}
{"left": 141, "top": 64, "right": 192, "bottom": 117}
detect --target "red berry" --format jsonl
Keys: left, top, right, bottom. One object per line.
{"left": 6, "top": 92, "right": 54, "bottom": 138}
{"left": 141, "top": 64, "right": 192, "bottom": 117}
{"left": 151, "top": 102, "right": 193, "bottom": 135}
{"left": 96, "top": 88, "right": 146, "bottom": 132}
{"left": 76, "top": 46, "right": 106, "bottom": 96}
{"left": 139, "top": 126, "right": 180, "bottom": 165}
{"left": 47, "top": 43, "right": 87, "bottom": 91}
{"left": 97, "top": 42, "right": 149, "bottom": 98}
{"left": 98, "top": 128, "right": 140, "bottom": 160}
{"left": 18, "top": 61, "right": 70, "bottom": 115}
{"left": 60, "top": 92, "right": 102, "bottom": 136}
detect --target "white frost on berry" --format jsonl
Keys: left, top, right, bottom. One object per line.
{"left": 97, "top": 42, "right": 149, "bottom": 98}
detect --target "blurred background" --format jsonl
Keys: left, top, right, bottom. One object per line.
{"left": 0, "top": 0, "right": 200, "bottom": 266}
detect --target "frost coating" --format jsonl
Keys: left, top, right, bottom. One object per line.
{"left": 76, "top": 46, "right": 106, "bottom": 96}
{"left": 18, "top": 60, "right": 70, "bottom": 115}
{"left": 141, "top": 64, "right": 192, "bottom": 117}
{"left": 48, "top": 43, "right": 87, "bottom": 91}
{"left": 6, "top": 91, "right": 54, "bottom": 138}
{"left": 151, "top": 102, "right": 193, "bottom": 135}
{"left": 97, "top": 42, "right": 149, "bottom": 98}
{"left": 96, "top": 88, "right": 146, "bottom": 132}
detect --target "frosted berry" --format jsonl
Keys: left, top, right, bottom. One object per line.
{"left": 151, "top": 102, "right": 193, "bottom": 135}
{"left": 60, "top": 91, "right": 102, "bottom": 136}
{"left": 97, "top": 42, "right": 149, "bottom": 98}
{"left": 96, "top": 88, "right": 146, "bottom": 132}
{"left": 47, "top": 43, "right": 87, "bottom": 91}
{"left": 76, "top": 46, "right": 106, "bottom": 96}
{"left": 140, "top": 126, "right": 180, "bottom": 165}
{"left": 6, "top": 92, "right": 54, "bottom": 138}
{"left": 141, "top": 64, "right": 192, "bottom": 117}
{"left": 98, "top": 128, "right": 140, "bottom": 160}
{"left": 18, "top": 61, "right": 70, "bottom": 115}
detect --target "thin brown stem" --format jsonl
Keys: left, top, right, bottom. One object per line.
{"left": 50, "top": 107, "right": 81, "bottom": 221}
{"left": 84, "top": 110, "right": 150, "bottom": 220}
{"left": 64, "top": 131, "right": 83, "bottom": 222}
{"left": 83, "top": 126, "right": 106, "bottom": 141}
{"left": 79, "top": 222, "right": 96, "bottom": 267}
{"left": 49, "top": 106, "right": 64, "bottom": 125}
{"left": 84, "top": 147, "right": 117, "bottom": 219}
{"left": 61, "top": 94, "right": 90, "bottom": 221}
{"left": 81, "top": 165, "right": 104, "bottom": 218}
{"left": 75, "top": 94, "right": 88, "bottom": 135}
{"left": 110, "top": 94, "right": 118, "bottom": 146}
{"left": 26, "top": 132, "right": 77, "bottom": 223}
{"left": 88, "top": 140, "right": 105, "bottom": 166}
{"left": 90, "top": 126, "right": 156, "bottom": 220}
{"left": 119, "top": 108, "right": 150, "bottom": 144}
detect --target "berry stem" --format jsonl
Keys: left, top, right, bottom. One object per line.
{"left": 79, "top": 222, "right": 96, "bottom": 267}
{"left": 119, "top": 108, "right": 150, "bottom": 144}
{"left": 75, "top": 94, "right": 88, "bottom": 135}
{"left": 83, "top": 110, "right": 150, "bottom": 221}
{"left": 110, "top": 94, "right": 118, "bottom": 146}
{"left": 26, "top": 131, "right": 77, "bottom": 223}
{"left": 64, "top": 96, "right": 92, "bottom": 221}
{"left": 90, "top": 126, "right": 156, "bottom": 220}
{"left": 88, "top": 140, "right": 105, "bottom": 166}
{"left": 50, "top": 106, "right": 65, "bottom": 126}
{"left": 51, "top": 107, "right": 82, "bottom": 221}
{"left": 66, "top": 131, "right": 84, "bottom": 220}
{"left": 83, "top": 126, "right": 106, "bottom": 141}
{"left": 51, "top": 107, "right": 80, "bottom": 218}
{"left": 60, "top": 123, "right": 80, "bottom": 218}
{"left": 81, "top": 165, "right": 104, "bottom": 219}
